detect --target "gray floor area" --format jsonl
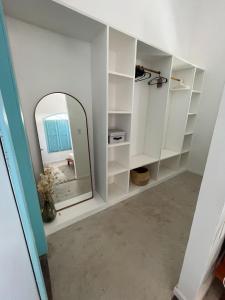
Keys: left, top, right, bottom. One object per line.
{"left": 53, "top": 176, "right": 92, "bottom": 203}
{"left": 48, "top": 172, "right": 202, "bottom": 300}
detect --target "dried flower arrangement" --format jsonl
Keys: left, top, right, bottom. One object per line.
{"left": 37, "top": 167, "right": 57, "bottom": 222}
{"left": 37, "top": 167, "right": 57, "bottom": 202}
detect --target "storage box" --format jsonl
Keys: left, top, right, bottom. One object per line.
{"left": 108, "top": 129, "right": 126, "bottom": 144}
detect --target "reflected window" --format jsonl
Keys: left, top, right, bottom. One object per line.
{"left": 44, "top": 114, "right": 72, "bottom": 153}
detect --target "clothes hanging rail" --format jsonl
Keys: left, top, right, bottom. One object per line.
{"left": 135, "top": 65, "right": 181, "bottom": 83}
{"left": 135, "top": 65, "right": 168, "bottom": 88}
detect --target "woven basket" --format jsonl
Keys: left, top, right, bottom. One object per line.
{"left": 130, "top": 167, "right": 150, "bottom": 186}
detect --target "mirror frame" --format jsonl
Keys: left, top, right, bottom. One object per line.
{"left": 34, "top": 92, "right": 94, "bottom": 211}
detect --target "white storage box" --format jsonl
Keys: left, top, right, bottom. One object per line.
{"left": 108, "top": 129, "right": 126, "bottom": 144}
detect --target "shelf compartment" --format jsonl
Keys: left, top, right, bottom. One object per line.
{"left": 158, "top": 156, "right": 179, "bottom": 180}
{"left": 182, "top": 134, "right": 192, "bottom": 153}
{"left": 189, "top": 92, "right": 200, "bottom": 114}
{"left": 180, "top": 152, "right": 189, "bottom": 169}
{"left": 108, "top": 144, "right": 129, "bottom": 176}
{"left": 129, "top": 162, "right": 159, "bottom": 193}
{"left": 108, "top": 114, "right": 131, "bottom": 143}
{"left": 108, "top": 161, "right": 128, "bottom": 176}
{"left": 108, "top": 72, "right": 133, "bottom": 112}
{"left": 130, "top": 154, "right": 159, "bottom": 169}
{"left": 170, "top": 63, "right": 195, "bottom": 90}
{"left": 193, "top": 68, "right": 204, "bottom": 91}
{"left": 160, "top": 149, "right": 180, "bottom": 160}
{"left": 185, "top": 114, "right": 196, "bottom": 133}
{"left": 109, "top": 28, "right": 136, "bottom": 76}
{"left": 108, "top": 171, "right": 129, "bottom": 201}
{"left": 163, "top": 88, "right": 191, "bottom": 154}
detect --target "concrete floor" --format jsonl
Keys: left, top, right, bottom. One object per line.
{"left": 48, "top": 172, "right": 202, "bottom": 300}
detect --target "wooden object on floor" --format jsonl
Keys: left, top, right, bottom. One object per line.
{"left": 66, "top": 158, "right": 74, "bottom": 166}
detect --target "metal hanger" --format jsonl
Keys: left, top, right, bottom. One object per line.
{"left": 148, "top": 75, "right": 168, "bottom": 88}
{"left": 135, "top": 65, "right": 151, "bottom": 82}
{"left": 135, "top": 65, "right": 168, "bottom": 88}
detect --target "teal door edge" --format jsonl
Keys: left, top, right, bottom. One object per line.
{"left": 0, "top": 92, "right": 47, "bottom": 299}
{"left": 0, "top": 2, "right": 47, "bottom": 256}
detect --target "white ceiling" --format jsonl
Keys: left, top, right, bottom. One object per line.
{"left": 3, "top": 0, "right": 105, "bottom": 42}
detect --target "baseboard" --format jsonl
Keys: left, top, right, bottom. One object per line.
{"left": 173, "top": 286, "right": 187, "bottom": 300}
{"left": 173, "top": 275, "right": 213, "bottom": 300}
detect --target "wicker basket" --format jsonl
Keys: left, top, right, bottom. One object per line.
{"left": 130, "top": 167, "right": 150, "bottom": 186}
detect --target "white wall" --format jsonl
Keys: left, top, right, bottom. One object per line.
{"left": 175, "top": 85, "right": 225, "bottom": 300}
{"left": 55, "top": 0, "right": 199, "bottom": 59}
{"left": 67, "top": 96, "right": 90, "bottom": 178}
{"left": 188, "top": 0, "right": 225, "bottom": 174}
{"left": 6, "top": 16, "right": 93, "bottom": 179}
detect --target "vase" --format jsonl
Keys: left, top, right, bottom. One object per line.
{"left": 41, "top": 194, "right": 56, "bottom": 223}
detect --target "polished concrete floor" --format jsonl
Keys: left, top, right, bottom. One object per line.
{"left": 48, "top": 172, "right": 202, "bottom": 300}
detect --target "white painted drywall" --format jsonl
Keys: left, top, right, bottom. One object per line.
{"left": 0, "top": 146, "right": 39, "bottom": 299}
{"left": 35, "top": 93, "right": 72, "bottom": 166}
{"left": 55, "top": 0, "right": 199, "bottom": 59}
{"left": 188, "top": 0, "right": 225, "bottom": 175}
{"left": 6, "top": 16, "right": 93, "bottom": 180}
{"left": 176, "top": 85, "right": 225, "bottom": 299}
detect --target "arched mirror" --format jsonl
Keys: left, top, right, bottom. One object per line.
{"left": 35, "top": 93, "right": 93, "bottom": 211}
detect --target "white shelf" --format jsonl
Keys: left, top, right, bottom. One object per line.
{"left": 158, "top": 166, "right": 176, "bottom": 180}
{"left": 108, "top": 161, "right": 128, "bottom": 176}
{"left": 170, "top": 87, "right": 190, "bottom": 92}
{"left": 188, "top": 112, "right": 197, "bottom": 116}
{"left": 108, "top": 70, "right": 134, "bottom": 79}
{"left": 108, "top": 110, "right": 132, "bottom": 114}
{"left": 108, "top": 142, "right": 130, "bottom": 148}
{"left": 160, "top": 149, "right": 180, "bottom": 160}
{"left": 185, "top": 132, "right": 193, "bottom": 135}
{"left": 180, "top": 152, "right": 189, "bottom": 169}
{"left": 182, "top": 149, "right": 190, "bottom": 154}
{"left": 130, "top": 154, "right": 159, "bottom": 169}
{"left": 192, "top": 90, "right": 201, "bottom": 94}
{"left": 108, "top": 182, "right": 126, "bottom": 202}
{"left": 129, "top": 179, "right": 157, "bottom": 194}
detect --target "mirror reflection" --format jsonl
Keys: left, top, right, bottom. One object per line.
{"left": 35, "top": 93, "right": 93, "bottom": 211}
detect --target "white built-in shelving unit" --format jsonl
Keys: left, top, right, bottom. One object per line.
{"left": 107, "top": 42, "right": 204, "bottom": 202}
{"left": 4, "top": 0, "right": 205, "bottom": 212}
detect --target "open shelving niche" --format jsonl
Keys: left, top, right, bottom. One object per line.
{"left": 131, "top": 41, "right": 172, "bottom": 167}
{"left": 158, "top": 57, "right": 195, "bottom": 180}
{"left": 107, "top": 28, "right": 136, "bottom": 201}
{"left": 107, "top": 38, "right": 205, "bottom": 202}
{"left": 178, "top": 66, "right": 204, "bottom": 168}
